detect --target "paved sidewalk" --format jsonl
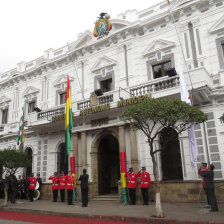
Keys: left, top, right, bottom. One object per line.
{"left": 0, "top": 199, "right": 223, "bottom": 224}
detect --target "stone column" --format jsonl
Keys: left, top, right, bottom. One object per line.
{"left": 130, "top": 125, "right": 139, "bottom": 172}
{"left": 72, "top": 132, "right": 78, "bottom": 179}
{"left": 119, "top": 125, "right": 126, "bottom": 153}
{"left": 81, "top": 131, "right": 87, "bottom": 170}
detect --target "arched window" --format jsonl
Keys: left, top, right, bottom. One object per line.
{"left": 57, "top": 143, "right": 68, "bottom": 174}
{"left": 25, "top": 147, "right": 33, "bottom": 177}
{"left": 160, "top": 128, "right": 183, "bottom": 181}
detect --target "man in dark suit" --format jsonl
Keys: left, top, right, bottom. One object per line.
{"left": 79, "top": 169, "right": 89, "bottom": 207}
{"left": 200, "top": 164, "right": 218, "bottom": 212}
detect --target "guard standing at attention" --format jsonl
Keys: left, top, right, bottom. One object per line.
{"left": 79, "top": 169, "right": 89, "bottom": 207}
{"left": 27, "top": 173, "right": 37, "bottom": 202}
{"left": 48, "top": 172, "right": 59, "bottom": 202}
{"left": 125, "top": 167, "right": 137, "bottom": 205}
{"left": 66, "top": 171, "right": 74, "bottom": 205}
{"left": 137, "top": 167, "right": 151, "bottom": 205}
{"left": 59, "top": 171, "right": 66, "bottom": 202}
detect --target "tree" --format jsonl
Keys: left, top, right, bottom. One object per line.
{"left": 0, "top": 149, "right": 30, "bottom": 206}
{"left": 121, "top": 97, "right": 207, "bottom": 217}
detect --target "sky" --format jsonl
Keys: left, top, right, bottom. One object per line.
{"left": 0, "top": 0, "right": 160, "bottom": 74}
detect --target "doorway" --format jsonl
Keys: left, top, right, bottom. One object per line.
{"left": 98, "top": 135, "right": 120, "bottom": 195}
{"left": 160, "top": 128, "right": 183, "bottom": 181}
{"left": 25, "top": 147, "right": 33, "bottom": 177}
{"left": 57, "top": 143, "right": 68, "bottom": 174}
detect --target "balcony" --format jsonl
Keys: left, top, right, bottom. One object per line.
{"left": 37, "top": 106, "right": 65, "bottom": 120}
{"left": 28, "top": 67, "right": 211, "bottom": 127}
{"left": 130, "top": 76, "right": 180, "bottom": 97}
{"left": 77, "top": 94, "right": 113, "bottom": 110}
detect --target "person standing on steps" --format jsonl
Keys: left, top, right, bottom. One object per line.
{"left": 79, "top": 169, "right": 89, "bottom": 207}
{"left": 48, "top": 172, "right": 59, "bottom": 202}
{"left": 125, "top": 167, "right": 137, "bottom": 205}
{"left": 137, "top": 167, "right": 151, "bottom": 205}
{"left": 66, "top": 171, "right": 74, "bottom": 205}
{"left": 59, "top": 171, "right": 66, "bottom": 202}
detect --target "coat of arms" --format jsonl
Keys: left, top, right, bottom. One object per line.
{"left": 93, "top": 13, "right": 112, "bottom": 39}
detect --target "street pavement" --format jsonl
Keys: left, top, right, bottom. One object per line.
{"left": 0, "top": 199, "right": 223, "bottom": 223}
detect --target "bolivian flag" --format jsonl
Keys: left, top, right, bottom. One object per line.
{"left": 120, "top": 152, "right": 128, "bottom": 204}
{"left": 65, "top": 75, "right": 73, "bottom": 155}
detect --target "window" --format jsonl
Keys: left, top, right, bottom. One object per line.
{"left": 100, "top": 78, "right": 112, "bottom": 93}
{"left": 28, "top": 101, "right": 36, "bottom": 113}
{"left": 152, "top": 61, "right": 172, "bottom": 79}
{"left": 2, "top": 109, "right": 8, "bottom": 124}
{"left": 60, "top": 92, "right": 66, "bottom": 105}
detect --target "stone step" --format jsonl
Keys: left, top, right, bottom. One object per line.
{"left": 92, "top": 194, "right": 120, "bottom": 201}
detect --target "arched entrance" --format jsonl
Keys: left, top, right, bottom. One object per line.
{"left": 160, "top": 128, "right": 183, "bottom": 181}
{"left": 98, "top": 135, "right": 120, "bottom": 195}
{"left": 25, "top": 147, "right": 33, "bottom": 177}
{"left": 57, "top": 143, "right": 68, "bottom": 174}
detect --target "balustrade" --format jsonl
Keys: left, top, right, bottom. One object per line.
{"left": 37, "top": 106, "right": 65, "bottom": 120}
{"left": 130, "top": 76, "right": 180, "bottom": 97}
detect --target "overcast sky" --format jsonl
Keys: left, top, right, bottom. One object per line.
{"left": 0, "top": 0, "right": 161, "bottom": 73}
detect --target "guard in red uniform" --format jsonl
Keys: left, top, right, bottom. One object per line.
{"left": 59, "top": 171, "right": 66, "bottom": 202}
{"left": 49, "top": 172, "right": 59, "bottom": 202}
{"left": 137, "top": 167, "right": 151, "bottom": 205}
{"left": 125, "top": 167, "right": 137, "bottom": 205}
{"left": 66, "top": 171, "right": 74, "bottom": 205}
{"left": 198, "top": 162, "right": 210, "bottom": 208}
{"left": 27, "top": 173, "right": 37, "bottom": 202}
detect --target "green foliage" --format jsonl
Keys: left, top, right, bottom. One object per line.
{"left": 0, "top": 149, "right": 31, "bottom": 176}
{"left": 220, "top": 114, "right": 224, "bottom": 123}
{"left": 122, "top": 97, "right": 207, "bottom": 151}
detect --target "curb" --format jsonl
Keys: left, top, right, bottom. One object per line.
{"left": 1, "top": 207, "right": 224, "bottom": 224}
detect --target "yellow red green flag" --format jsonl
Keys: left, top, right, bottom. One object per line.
{"left": 65, "top": 75, "right": 73, "bottom": 155}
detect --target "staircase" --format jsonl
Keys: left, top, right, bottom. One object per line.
{"left": 92, "top": 194, "right": 120, "bottom": 201}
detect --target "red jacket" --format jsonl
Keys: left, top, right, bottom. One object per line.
{"left": 198, "top": 168, "right": 208, "bottom": 189}
{"left": 137, "top": 171, "right": 151, "bottom": 188}
{"left": 59, "top": 175, "right": 67, "bottom": 189}
{"left": 66, "top": 175, "right": 74, "bottom": 190}
{"left": 125, "top": 172, "right": 137, "bottom": 188}
{"left": 27, "top": 177, "right": 37, "bottom": 190}
{"left": 49, "top": 176, "right": 59, "bottom": 190}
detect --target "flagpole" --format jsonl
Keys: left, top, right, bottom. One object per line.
{"left": 167, "top": 0, "right": 194, "bottom": 104}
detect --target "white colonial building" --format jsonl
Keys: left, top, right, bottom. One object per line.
{"left": 0, "top": 0, "right": 224, "bottom": 200}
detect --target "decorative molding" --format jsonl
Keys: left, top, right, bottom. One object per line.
{"left": 142, "top": 39, "right": 175, "bottom": 57}
{"left": 0, "top": 95, "right": 11, "bottom": 103}
{"left": 53, "top": 74, "right": 74, "bottom": 87}
{"left": 72, "top": 30, "right": 93, "bottom": 50}
{"left": 209, "top": 15, "right": 224, "bottom": 34}
{"left": 91, "top": 56, "right": 117, "bottom": 72}
{"left": 23, "top": 86, "right": 39, "bottom": 97}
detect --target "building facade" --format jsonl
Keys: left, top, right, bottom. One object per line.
{"left": 0, "top": 0, "right": 224, "bottom": 201}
